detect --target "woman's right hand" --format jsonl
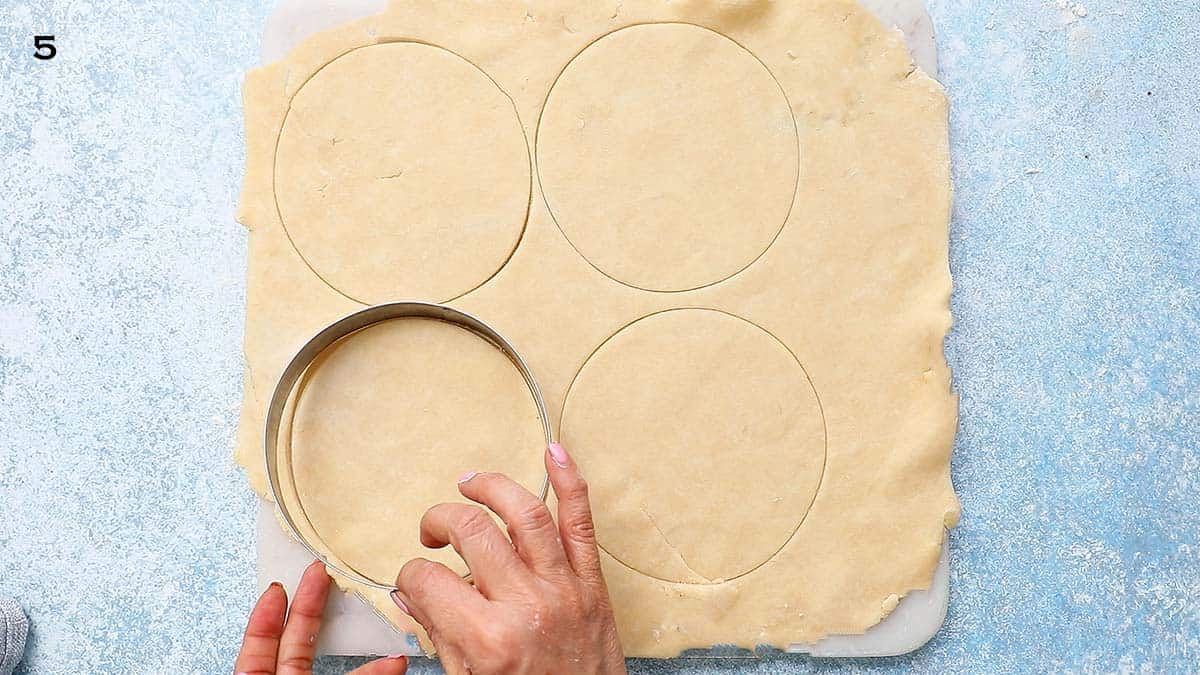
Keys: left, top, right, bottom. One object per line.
{"left": 390, "top": 442, "right": 626, "bottom": 675}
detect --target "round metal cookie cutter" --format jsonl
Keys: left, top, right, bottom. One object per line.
{"left": 264, "top": 301, "right": 554, "bottom": 590}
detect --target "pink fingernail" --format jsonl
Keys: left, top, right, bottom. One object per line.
{"left": 390, "top": 590, "right": 411, "bottom": 616}
{"left": 388, "top": 653, "right": 409, "bottom": 661}
{"left": 457, "top": 470, "right": 478, "bottom": 484}
{"left": 548, "top": 442, "right": 569, "bottom": 468}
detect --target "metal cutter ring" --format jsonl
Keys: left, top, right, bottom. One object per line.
{"left": 263, "top": 301, "right": 553, "bottom": 590}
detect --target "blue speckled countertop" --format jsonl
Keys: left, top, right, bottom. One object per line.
{"left": 1, "top": 1, "right": 1197, "bottom": 673}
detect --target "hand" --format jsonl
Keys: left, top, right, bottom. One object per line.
{"left": 391, "top": 442, "right": 626, "bottom": 675}
{"left": 235, "top": 560, "right": 409, "bottom": 675}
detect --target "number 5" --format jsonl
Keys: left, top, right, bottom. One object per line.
{"left": 34, "top": 35, "right": 56, "bottom": 60}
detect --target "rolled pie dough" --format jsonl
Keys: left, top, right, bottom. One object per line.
{"left": 284, "top": 318, "right": 546, "bottom": 583}
{"left": 236, "top": 0, "right": 959, "bottom": 658}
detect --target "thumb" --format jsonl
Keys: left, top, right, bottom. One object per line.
{"left": 348, "top": 655, "right": 408, "bottom": 674}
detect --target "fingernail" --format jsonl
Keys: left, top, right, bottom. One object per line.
{"left": 548, "top": 442, "right": 569, "bottom": 468}
{"left": 457, "top": 470, "right": 478, "bottom": 484}
{"left": 268, "top": 582, "right": 283, "bottom": 591}
{"left": 388, "top": 653, "right": 408, "bottom": 661}
{"left": 390, "top": 590, "right": 411, "bottom": 616}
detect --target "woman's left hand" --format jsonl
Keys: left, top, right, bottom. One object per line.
{"left": 234, "top": 560, "right": 409, "bottom": 675}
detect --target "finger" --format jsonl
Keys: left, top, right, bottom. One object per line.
{"left": 393, "top": 557, "right": 490, "bottom": 650}
{"left": 276, "top": 560, "right": 330, "bottom": 675}
{"left": 234, "top": 582, "right": 287, "bottom": 675}
{"left": 347, "top": 655, "right": 408, "bottom": 674}
{"left": 419, "top": 502, "right": 530, "bottom": 596}
{"left": 546, "top": 442, "right": 604, "bottom": 583}
{"left": 457, "top": 471, "right": 568, "bottom": 578}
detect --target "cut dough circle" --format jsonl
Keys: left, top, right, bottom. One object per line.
{"left": 287, "top": 318, "right": 547, "bottom": 582}
{"left": 536, "top": 23, "right": 800, "bottom": 292}
{"left": 561, "top": 308, "right": 825, "bottom": 584}
{"left": 274, "top": 42, "right": 531, "bottom": 304}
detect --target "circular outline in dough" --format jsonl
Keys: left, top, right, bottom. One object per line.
{"left": 534, "top": 23, "right": 801, "bottom": 294}
{"left": 275, "top": 307, "right": 553, "bottom": 586}
{"left": 559, "top": 307, "right": 828, "bottom": 585}
{"left": 271, "top": 41, "right": 533, "bottom": 305}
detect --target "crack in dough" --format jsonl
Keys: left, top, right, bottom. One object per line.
{"left": 639, "top": 505, "right": 716, "bottom": 584}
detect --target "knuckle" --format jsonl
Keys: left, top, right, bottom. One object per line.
{"left": 514, "top": 501, "right": 555, "bottom": 533}
{"left": 576, "top": 587, "right": 599, "bottom": 615}
{"left": 456, "top": 506, "right": 494, "bottom": 539}
{"left": 531, "top": 583, "right": 576, "bottom": 621}
{"left": 278, "top": 655, "right": 314, "bottom": 671}
{"left": 566, "top": 513, "right": 597, "bottom": 543}
{"left": 563, "top": 475, "right": 590, "bottom": 501}
{"left": 526, "top": 594, "right": 553, "bottom": 619}
{"left": 556, "top": 586, "right": 588, "bottom": 619}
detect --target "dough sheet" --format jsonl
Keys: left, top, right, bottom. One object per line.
{"left": 236, "top": 0, "right": 959, "bottom": 657}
